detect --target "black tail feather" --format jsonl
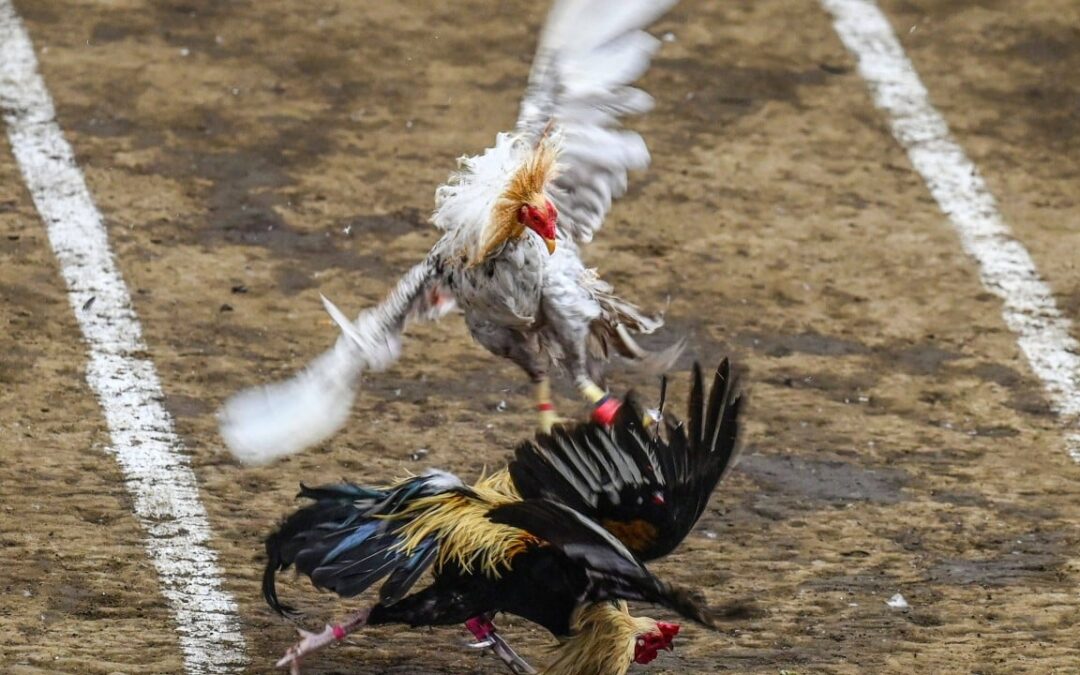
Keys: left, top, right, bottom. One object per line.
{"left": 263, "top": 473, "right": 464, "bottom": 618}
{"left": 263, "top": 489, "right": 372, "bottom": 617}
{"left": 655, "top": 581, "right": 717, "bottom": 630}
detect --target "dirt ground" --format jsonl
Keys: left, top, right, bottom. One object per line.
{"left": 2, "top": 0, "right": 1080, "bottom": 673}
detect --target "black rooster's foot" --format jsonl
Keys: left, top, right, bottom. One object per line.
{"left": 276, "top": 624, "right": 337, "bottom": 675}
{"left": 276, "top": 609, "right": 370, "bottom": 674}
{"left": 464, "top": 616, "right": 537, "bottom": 675}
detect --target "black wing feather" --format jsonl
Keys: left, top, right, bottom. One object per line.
{"left": 508, "top": 360, "right": 743, "bottom": 561}
{"left": 380, "top": 537, "right": 439, "bottom": 605}
{"left": 488, "top": 499, "right": 715, "bottom": 628}
{"left": 490, "top": 500, "right": 644, "bottom": 578}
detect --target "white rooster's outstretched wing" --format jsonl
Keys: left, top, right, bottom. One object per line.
{"left": 432, "top": 0, "right": 677, "bottom": 250}
{"left": 218, "top": 260, "right": 453, "bottom": 465}
{"left": 518, "top": 0, "right": 679, "bottom": 245}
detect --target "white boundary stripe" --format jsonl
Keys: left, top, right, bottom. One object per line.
{"left": 0, "top": 3, "right": 248, "bottom": 671}
{"left": 821, "top": 0, "right": 1080, "bottom": 462}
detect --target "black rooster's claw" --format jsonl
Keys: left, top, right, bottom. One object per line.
{"left": 486, "top": 631, "right": 537, "bottom": 675}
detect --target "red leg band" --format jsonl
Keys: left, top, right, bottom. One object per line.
{"left": 591, "top": 396, "right": 621, "bottom": 426}
{"left": 537, "top": 402, "right": 555, "bottom": 412}
{"left": 332, "top": 624, "right": 347, "bottom": 640}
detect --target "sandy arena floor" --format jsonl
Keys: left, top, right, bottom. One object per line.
{"left": 2, "top": 0, "right": 1080, "bottom": 673}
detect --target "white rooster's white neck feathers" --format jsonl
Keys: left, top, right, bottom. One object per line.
{"left": 432, "top": 132, "right": 559, "bottom": 264}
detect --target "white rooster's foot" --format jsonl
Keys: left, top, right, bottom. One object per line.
{"left": 537, "top": 405, "right": 557, "bottom": 434}
{"left": 537, "top": 407, "right": 571, "bottom": 434}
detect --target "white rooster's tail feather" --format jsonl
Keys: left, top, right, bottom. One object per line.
{"left": 580, "top": 269, "right": 683, "bottom": 375}
{"left": 218, "top": 260, "right": 453, "bottom": 466}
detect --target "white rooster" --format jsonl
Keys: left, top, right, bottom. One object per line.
{"left": 221, "top": 0, "right": 683, "bottom": 467}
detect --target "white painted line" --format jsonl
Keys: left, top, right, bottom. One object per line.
{"left": 0, "top": 3, "right": 248, "bottom": 672}
{"left": 821, "top": 0, "right": 1080, "bottom": 463}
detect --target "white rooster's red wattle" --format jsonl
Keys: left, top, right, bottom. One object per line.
{"left": 219, "top": 0, "right": 684, "bottom": 466}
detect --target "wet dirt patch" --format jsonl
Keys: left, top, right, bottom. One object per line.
{"left": 740, "top": 452, "right": 911, "bottom": 506}
{"left": 63, "top": 105, "right": 137, "bottom": 139}
{"left": 800, "top": 571, "right": 904, "bottom": 596}
{"left": 930, "top": 489, "right": 991, "bottom": 508}
{"left": 340, "top": 208, "right": 429, "bottom": 239}
{"left": 737, "top": 330, "right": 868, "bottom": 359}
{"left": 927, "top": 553, "right": 1062, "bottom": 587}
{"left": 148, "top": 0, "right": 258, "bottom": 55}
{"left": 164, "top": 393, "right": 214, "bottom": 419}
{"left": 966, "top": 361, "right": 1025, "bottom": 387}
{"left": 619, "top": 313, "right": 735, "bottom": 376}
{"left": 764, "top": 370, "right": 880, "bottom": 405}
{"left": 655, "top": 60, "right": 830, "bottom": 133}
{"left": 738, "top": 330, "right": 964, "bottom": 376}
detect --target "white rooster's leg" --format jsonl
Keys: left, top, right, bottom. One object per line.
{"left": 534, "top": 377, "right": 558, "bottom": 433}
{"left": 541, "top": 300, "right": 621, "bottom": 427}
{"left": 579, "top": 378, "right": 659, "bottom": 429}
{"left": 465, "top": 317, "right": 553, "bottom": 430}
{"left": 577, "top": 378, "right": 621, "bottom": 427}
{"left": 276, "top": 608, "right": 370, "bottom": 674}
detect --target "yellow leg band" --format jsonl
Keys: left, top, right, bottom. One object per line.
{"left": 535, "top": 379, "right": 552, "bottom": 405}
{"left": 538, "top": 409, "right": 558, "bottom": 434}
{"left": 579, "top": 382, "right": 606, "bottom": 405}
{"left": 536, "top": 379, "right": 557, "bottom": 433}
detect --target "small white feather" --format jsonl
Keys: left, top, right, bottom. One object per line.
{"left": 419, "top": 468, "right": 465, "bottom": 492}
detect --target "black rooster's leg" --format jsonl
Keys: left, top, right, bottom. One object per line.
{"left": 464, "top": 614, "right": 496, "bottom": 647}
{"left": 486, "top": 632, "right": 538, "bottom": 675}
{"left": 276, "top": 608, "right": 370, "bottom": 674}
{"left": 465, "top": 615, "right": 537, "bottom": 675}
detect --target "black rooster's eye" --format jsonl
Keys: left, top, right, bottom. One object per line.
{"left": 651, "top": 492, "right": 665, "bottom": 506}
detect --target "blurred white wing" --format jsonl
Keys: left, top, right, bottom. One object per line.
{"left": 218, "top": 314, "right": 389, "bottom": 466}
{"left": 518, "top": 0, "right": 679, "bottom": 244}
{"left": 218, "top": 261, "right": 453, "bottom": 465}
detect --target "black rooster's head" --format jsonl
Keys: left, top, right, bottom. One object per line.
{"left": 633, "top": 620, "right": 679, "bottom": 664}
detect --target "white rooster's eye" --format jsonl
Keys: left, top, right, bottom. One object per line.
{"left": 637, "top": 638, "right": 645, "bottom": 647}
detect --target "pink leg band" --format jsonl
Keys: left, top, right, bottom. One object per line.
{"left": 465, "top": 615, "right": 495, "bottom": 641}
{"left": 332, "top": 624, "right": 347, "bottom": 640}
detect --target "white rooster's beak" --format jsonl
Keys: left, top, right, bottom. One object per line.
{"left": 543, "top": 238, "right": 556, "bottom": 255}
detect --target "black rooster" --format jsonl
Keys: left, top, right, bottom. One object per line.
{"left": 265, "top": 360, "right": 743, "bottom": 674}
